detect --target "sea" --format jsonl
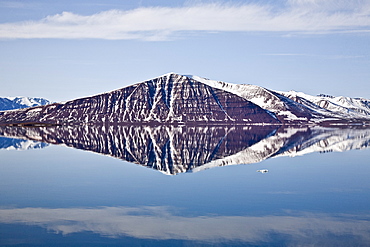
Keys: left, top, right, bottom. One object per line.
{"left": 0, "top": 124, "right": 369, "bottom": 246}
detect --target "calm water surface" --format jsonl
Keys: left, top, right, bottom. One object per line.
{"left": 0, "top": 125, "right": 370, "bottom": 246}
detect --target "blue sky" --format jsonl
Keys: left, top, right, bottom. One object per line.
{"left": 0, "top": 0, "right": 369, "bottom": 101}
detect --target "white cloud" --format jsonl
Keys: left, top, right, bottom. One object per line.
{"left": 0, "top": 0, "right": 369, "bottom": 40}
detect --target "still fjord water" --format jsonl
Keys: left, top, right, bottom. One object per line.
{"left": 0, "top": 125, "right": 370, "bottom": 246}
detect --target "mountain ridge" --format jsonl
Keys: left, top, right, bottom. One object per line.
{"left": 0, "top": 73, "right": 369, "bottom": 126}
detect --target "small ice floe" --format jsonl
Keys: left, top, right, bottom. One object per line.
{"left": 257, "top": 169, "right": 269, "bottom": 173}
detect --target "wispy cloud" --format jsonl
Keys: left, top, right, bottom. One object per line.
{"left": 263, "top": 53, "right": 314, "bottom": 57}
{"left": 0, "top": 0, "right": 369, "bottom": 40}
{"left": 0, "top": 1, "right": 32, "bottom": 9}
{"left": 263, "top": 53, "right": 367, "bottom": 59}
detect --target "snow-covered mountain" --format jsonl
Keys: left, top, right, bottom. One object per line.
{"left": 0, "top": 73, "right": 369, "bottom": 125}
{"left": 279, "top": 91, "right": 370, "bottom": 121}
{"left": 189, "top": 75, "right": 370, "bottom": 124}
{"left": 0, "top": 96, "right": 51, "bottom": 111}
{"left": 0, "top": 124, "right": 368, "bottom": 175}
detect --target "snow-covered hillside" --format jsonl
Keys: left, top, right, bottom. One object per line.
{"left": 187, "top": 74, "right": 370, "bottom": 124}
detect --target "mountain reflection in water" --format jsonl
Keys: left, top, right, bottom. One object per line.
{"left": 0, "top": 136, "right": 48, "bottom": 150}
{"left": 0, "top": 124, "right": 369, "bottom": 175}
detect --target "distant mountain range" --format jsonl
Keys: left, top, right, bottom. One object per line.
{"left": 0, "top": 124, "right": 368, "bottom": 175}
{"left": 0, "top": 73, "right": 369, "bottom": 125}
{"left": 0, "top": 96, "right": 51, "bottom": 111}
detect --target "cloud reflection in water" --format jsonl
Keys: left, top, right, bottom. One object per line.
{"left": 0, "top": 206, "right": 369, "bottom": 245}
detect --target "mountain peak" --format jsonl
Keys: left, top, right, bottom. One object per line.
{"left": 0, "top": 74, "right": 280, "bottom": 125}
{"left": 158, "top": 72, "right": 185, "bottom": 78}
